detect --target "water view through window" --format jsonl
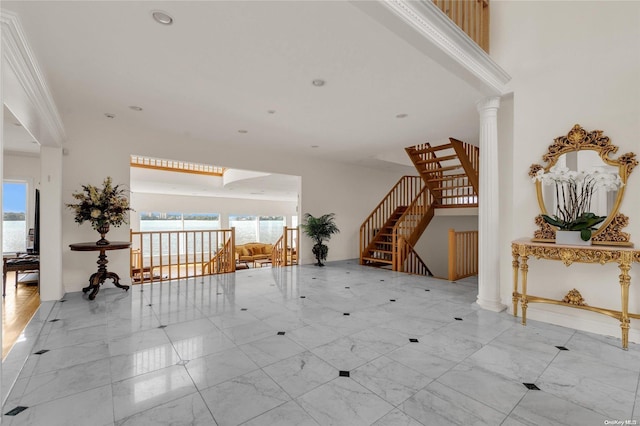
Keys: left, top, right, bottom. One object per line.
{"left": 3, "top": 182, "right": 28, "bottom": 253}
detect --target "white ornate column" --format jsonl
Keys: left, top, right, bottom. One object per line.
{"left": 476, "top": 96, "right": 506, "bottom": 312}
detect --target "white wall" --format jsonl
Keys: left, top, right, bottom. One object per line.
{"left": 61, "top": 116, "right": 405, "bottom": 294}
{"left": 492, "top": 1, "right": 640, "bottom": 341}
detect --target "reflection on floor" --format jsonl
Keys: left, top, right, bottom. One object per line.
{"left": 2, "top": 272, "right": 40, "bottom": 359}
{"left": 2, "top": 261, "right": 639, "bottom": 425}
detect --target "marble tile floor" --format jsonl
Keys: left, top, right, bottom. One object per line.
{"left": 2, "top": 260, "right": 639, "bottom": 425}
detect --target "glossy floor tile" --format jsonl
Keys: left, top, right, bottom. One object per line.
{"left": 2, "top": 260, "right": 639, "bottom": 425}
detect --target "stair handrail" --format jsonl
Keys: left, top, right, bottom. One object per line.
{"left": 203, "top": 229, "right": 236, "bottom": 274}
{"left": 449, "top": 138, "right": 479, "bottom": 195}
{"left": 360, "top": 176, "right": 424, "bottom": 263}
{"left": 273, "top": 226, "right": 299, "bottom": 267}
{"left": 391, "top": 187, "right": 434, "bottom": 271}
{"left": 396, "top": 237, "right": 433, "bottom": 276}
{"left": 392, "top": 186, "right": 433, "bottom": 246}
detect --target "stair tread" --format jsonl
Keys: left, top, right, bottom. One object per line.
{"left": 425, "top": 174, "right": 468, "bottom": 182}
{"left": 420, "top": 164, "right": 464, "bottom": 173}
{"left": 409, "top": 144, "right": 453, "bottom": 155}
{"left": 362, "top": 257, "right": 393, "bottom": 264}
{"left": 415, "top": 157, "right": 459, "bottom": 166}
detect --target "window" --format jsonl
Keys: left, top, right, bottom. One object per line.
{"left": 259, "top": 216, "right": 284, "bottom": 244}
{"left": 183, "top": 213, "right": 220, "bottom": 230}
{"left": 3, "top": 182, "right": 28, "bottom": 253}
{"left": 139, "top": 212, "right": 220, "bottom": 232}
{"left": 229, "top": 215, "right": 257, "bottom": 244}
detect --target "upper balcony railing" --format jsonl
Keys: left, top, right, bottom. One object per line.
{"left": 130, "top": 155, "right": 226, "bottom": 176}
{"left": 432, "top": 0, "right": 490, "bottom": 52}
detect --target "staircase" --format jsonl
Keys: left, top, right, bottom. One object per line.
{"left": 360, "top": 138, "right": 479, "bottom": 275}
{"left": 405, "top": 138, "right": 478, "bottom": 208}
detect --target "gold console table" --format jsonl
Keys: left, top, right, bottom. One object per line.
{"left": 511, "top": 238, "right": 640, "bottom": 349}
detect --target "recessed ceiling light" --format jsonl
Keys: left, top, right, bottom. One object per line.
{"left": 104, "top": 113, "right": 115, "bottom": 119}
{"left": 396, "top": 113, "right": 408, "bottom": 118}
{"left": 129, "top": 106, "right": 143, "bottom": 111}
{"left": 152, "top": 11, "right": 173, "bottom": 25}
{"left": 312, "top": 79, "right": 325, "bottom": 87}
{"left": 238, "top": 130, "right": 248, "bottom": 134}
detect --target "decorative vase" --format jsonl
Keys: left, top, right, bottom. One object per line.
{"left": 96, "top": 223, "right": 110, "bottom": 245}
{"left": 555, "top": 230, "right": 591, "bottom": 246}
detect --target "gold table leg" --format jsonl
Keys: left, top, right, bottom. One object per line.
{"left": 520, "top": 254, "right": 529, "bottom": 326}
{"left": 618, "top": 252, "right": 632, "bottom": 350}
{"left": 512, "top": 245, "right": 520, "bottom": 317}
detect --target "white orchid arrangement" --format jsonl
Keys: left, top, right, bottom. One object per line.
{"left": 532, "top": 165, "right": 623, "bottom": 240}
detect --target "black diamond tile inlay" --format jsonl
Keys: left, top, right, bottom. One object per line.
{"left": 555, "top": 346, "right": 569, "bottom": 351}
{"left": 59, "top": 300, "right": 66, "bottom": 303}
{"left": 312, "top": 278, "right": 316, "bottom": 280}
{"left": 300, "top": 296, "right": 306, "bottom": 299}
{"left": 409, "top": 338, "right": 419, "bottom": 343}
{"left": 380, "top": 280, "right": 385, "bottom": 282}
{"left": 5, "top": 406, "right": 28, "bottom": 416}
{"left": 339, "top": 370, "right": 350, "bottom": 377}
{"left": 425, "top": 289, "right": 430, "bottom": 292}
{"left": 277, "top": 331, "right": 286, "bottom": 336}
{"left": 454, "top": 317, "right": 463, "bottom": 321}
{"left": 33, "top": 350, "right": 49, "bottom": 355}
{"left": 217, "top": 293, "right": 222, "bottom": 295}
{"left": 148, "top": 304, "right": 153, "bottom": 307}
{"left": 241, "top": 308, "right": 248, "bottom": 311}
{"left": 343, "top": 313, "right": 350, "bottom": 316}
{"left": 49, "top": 319, "right": 60, "bottom": 322}
{"left": 158, "top": 325, "right": 167, "bottom": 329}
{"left": 523, "top": 383, "right": 540, "bottom": 390}
{"left": 345, "top": 286, "right": 350, "bottom": 289}
{"left": 390, "top": 299, "right": 396, "bottom": 302}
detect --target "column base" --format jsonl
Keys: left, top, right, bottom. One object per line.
{"left": 476, "top": 297, "right": 507, "bottom": 313}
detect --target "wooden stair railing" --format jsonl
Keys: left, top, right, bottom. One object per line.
{"left": 203, "top": 231, "right": 236, "bottom": 274}
{"left": 273, "top": 226, "right": 299, "bottom": 267}
{"left": 397, "top": 237, "right": 433, "bottom": 276}
{"left": 406, "top": 139, "right": 479, "bottom": 208}
{"left": 130, "top": 228, "right": 235, "bottom": 283}
{"left": 431, "top": 0, "right": 490, "bottom": 53}
{"left": 448, "top": 228, "right": 478, "bottom": 281}
{"left": 360, "top": 176, "right": 424, "bottom": 266}
{"left": 392, "top": 186, "right": 435, "bottom": 275}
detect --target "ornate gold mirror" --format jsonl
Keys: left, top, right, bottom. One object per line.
{"left": 529, "top": 124, "right": 637, "bottom": 246}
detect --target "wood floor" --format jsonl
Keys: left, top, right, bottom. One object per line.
{"left": 2, "top": 271, "right": 40, "bottom": 359}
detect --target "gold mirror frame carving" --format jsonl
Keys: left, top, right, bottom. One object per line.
{"left": 529, "top": 124, "right": 638, "bottom": 246}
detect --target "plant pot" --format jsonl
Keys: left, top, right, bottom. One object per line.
{"left": 555, "top": 230, "right": 591, "bottom": 246}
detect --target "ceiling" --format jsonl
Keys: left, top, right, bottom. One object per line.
{"left": 3, "top": 106, "right": 40, "bottom": 155}
{"left": 2, "top": 1, "right": 488, "bottom": 197}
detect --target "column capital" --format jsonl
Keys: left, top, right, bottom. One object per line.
{"left": 476, "top": 96, "right": 501, "bottom": 113}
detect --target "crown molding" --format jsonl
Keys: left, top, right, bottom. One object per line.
{"left": 1, "top": 9, "right": 65, "bottom": 147}
{"left": 353, "top": 0, "right": 510, "bottom": 96}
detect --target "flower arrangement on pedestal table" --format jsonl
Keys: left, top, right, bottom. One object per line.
{"left": 66, "top": 177, "right": 132, "bottom": 245}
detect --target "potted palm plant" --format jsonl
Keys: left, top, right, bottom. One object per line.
{"left": 300, "top": 213, "right": 340, "bottom": 266}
